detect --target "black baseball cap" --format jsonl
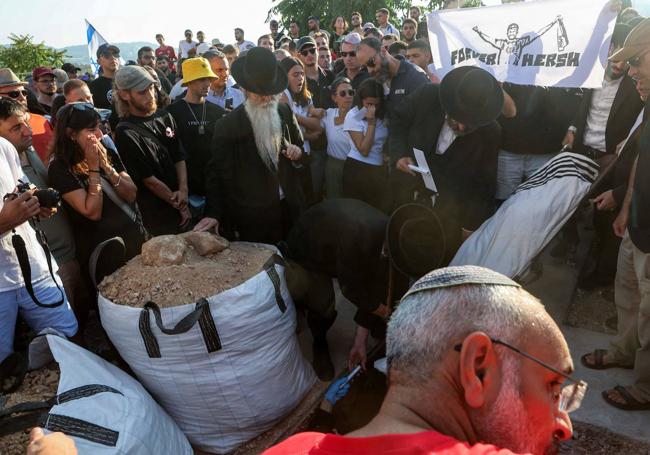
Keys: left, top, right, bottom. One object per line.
{"left": 297, "top": 36, "right": 317, "bottom": 51}
{"left": 96, "top": 43, "right": 120, "bottom": 59}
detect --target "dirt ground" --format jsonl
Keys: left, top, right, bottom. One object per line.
{"left": 0, "top": 364, "right": 60, "bottom": 455}
{"left": 559, "top": 420, "right": 650, "bottom": 454}
{"left": 566, "top": 285, "right": 617, "bottom": 335}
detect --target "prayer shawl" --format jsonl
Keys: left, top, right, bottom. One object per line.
{"left": 450, "top": 152, "right": 598, "bottom": 278}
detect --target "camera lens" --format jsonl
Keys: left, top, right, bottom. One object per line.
{"left": 35, "top": 188, "right": 61, "bottom": 209}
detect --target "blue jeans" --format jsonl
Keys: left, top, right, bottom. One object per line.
{"left": 496, "top": 150, "right": 555, "bottom": 200}
{"left": 0, "top": 276, "right": 78, "bottom": 363}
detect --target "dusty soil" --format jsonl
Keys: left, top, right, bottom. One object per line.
{"left": 559, "top": 420, "right": 650, "bottom": 454}
{"left": 0, "top": 364, "right": 60, "bottom": 455}
{"left": 566, "top": 285, "right": 617, "bottom": 335}
{"left": 99, "top": 242, "right": 275, "bottom": 308}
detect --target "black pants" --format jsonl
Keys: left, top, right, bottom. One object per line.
{"left": 342, "top": 158, "right": 389, "bottom": 214}
{"left": 234, "top": 201, "right": 291, "bottom": 244}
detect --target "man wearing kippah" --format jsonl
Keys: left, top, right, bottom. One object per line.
{"left": 265, "top": 266, "right": 576, "bottom": 454}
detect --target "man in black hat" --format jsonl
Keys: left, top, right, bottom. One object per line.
{"left": 280, "top": 198, "right": 390, "bottom": 380}
{"left": 89, "top": 43, "right": 120, "bottom": 128}
{"left": 390, "top": 66, "right": 504, "bottom": 260}
{"left": 61, "top": 63, "right": 81, "bottom": 80}
{"left": 205, "top": 47, "right": 311, "bottom": 244}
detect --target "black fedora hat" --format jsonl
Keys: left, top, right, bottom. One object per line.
{"left": 231, "top": 47, "right": 288, "bottom": 96}
{"left": 439, "top": 66, "right": 504, "bottom": 128}
{"left": 386, "top": 204, "right": 446, "bottom": 279}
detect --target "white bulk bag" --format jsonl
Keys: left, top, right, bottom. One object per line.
{"left": 98, "top": 252, "right": 316, "bottom": 454}
{"left": 451, "top": 152, "right": 599, "bottom": 277}
{"left": 10, "top": 333, "right": 192, "bottom": 454}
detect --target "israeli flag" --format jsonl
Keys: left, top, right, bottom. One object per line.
{"left": 86, "top": 20, "right": 108, "bottom": 75}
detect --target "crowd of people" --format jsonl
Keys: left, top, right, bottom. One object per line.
{"left": 1, "top": 2, "right": 650, "bottom": 454}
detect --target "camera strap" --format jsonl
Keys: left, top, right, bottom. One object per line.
{"left": 11, "top": 227, "right": 64, "bottom": 308}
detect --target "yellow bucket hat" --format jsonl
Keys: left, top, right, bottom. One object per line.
{"left": 181, "top": 57, "right": 218, "bottom": 86}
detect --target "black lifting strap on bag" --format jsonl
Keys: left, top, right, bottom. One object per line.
{"left": 139, "top": 298, "right": 222, "bottom": 359}
{"left": 11, "top": 227, "right": 64, "bottom": 308}
{"left": 264, "top": 254, "right": 288, "bottom": 313}
{"left": 0, "top": 384, "right": 123, "bottom": 447}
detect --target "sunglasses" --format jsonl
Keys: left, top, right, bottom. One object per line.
{"left": 337, "top": 89, "right": 355, "bottom": 97}
{"left": 56, "top": 102, "right": 96, "bottom": 119}
{"left": 340, "top": 51, "right": 357, "bottom": 58}
{"left": 300, "top": 47, "right": 317, "bottom": 56}
{"left": 0, "top": 89, "right": 28, "bottom": 99}
{"left": 365, "top": 56, "right": 377, "bottom": 68}
{"left": 454, "top": 338, "right": 587, "bottom": 414}
{"left": 99, "top": 52, "right": 120, "bottom": 59}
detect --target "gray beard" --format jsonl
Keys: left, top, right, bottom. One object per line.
{"left": 244, "top": 97, "right": 283, "bottom": 171}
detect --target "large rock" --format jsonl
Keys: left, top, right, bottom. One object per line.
{"left": 181, "top": 231, "right": 230, "bottom": 256}
{"left": 141, "top": 235, "right": 187, "bottom": 266}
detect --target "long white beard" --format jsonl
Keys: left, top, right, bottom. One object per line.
{"left": 244, "top": 97, "right": 283, "bottom": 171}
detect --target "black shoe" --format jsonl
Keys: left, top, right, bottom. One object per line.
{"left": 312, "top": 340, "right": 334, "bottom": 381}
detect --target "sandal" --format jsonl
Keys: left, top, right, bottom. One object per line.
{"left": 602, "top": 385, "right": 650, "bottom": 411}
{"left": 580, "top": 349, "right": 633, "bottom": 370}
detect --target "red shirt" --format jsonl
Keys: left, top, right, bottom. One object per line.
{"left": 263, "top": 431, "right": 526, "bottom": 455}
{"left": 28, "top": 113, "right": 53, "bottom": 163}
{"left": 155, "top": 45, "right": 178, "bottom": 72}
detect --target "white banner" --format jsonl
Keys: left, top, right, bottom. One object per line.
{"left": 427, "top": 0, "right": 618, "bottom": 88}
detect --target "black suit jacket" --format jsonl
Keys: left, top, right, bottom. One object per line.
{"left": 571, "top": 75, "right": 644, "bottom": 155}
{"left": 390, "top": 83, "right": 500, "bottom": 234}
{"left": 205, "top": 103, "right": 312, "bottom": 235}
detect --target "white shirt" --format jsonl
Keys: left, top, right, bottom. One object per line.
{"left": 284, "top": 89, "right": 313, "bottom": 155}
{"left": 435, "top": 121, "right": 457, "bottom": 155}
{"left": 169, "top": 79, "right": 185, "bottom": 100}
{"left": 0, "top": 137, "right": 56, "bottom": 291}
{"left": 344, "top": 106, "right": 388, "bottom": 166}
{"left": 379, "top": 23, "right": 400, "bottom": 38}
{"left": 237, "top": 40, "right": 255, "bottom": 52}
{"left": 583, "top": 77, "right": 623, "bottom": 152}
{"left": 196, "top": 42, "right": 211, "bottom": 55}
{"left": 321, "top": 108, "right": 351, "bottom": 160}
{"left": 206, "top": 86, "right": 245, "bottom": 110}
{"left": 178, "top": 40, "right": 198, "bottom": 59}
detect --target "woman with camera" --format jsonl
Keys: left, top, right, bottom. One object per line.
{"left": 48, "top": 103, "right": 146, "bottom": 323}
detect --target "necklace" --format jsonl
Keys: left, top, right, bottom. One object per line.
{"left": 184, "top": 100, "right": 206, "bottom": 135}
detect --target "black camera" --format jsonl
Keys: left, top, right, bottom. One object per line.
{"left": 4, "top": 180, "right": 61, "bottom": 209}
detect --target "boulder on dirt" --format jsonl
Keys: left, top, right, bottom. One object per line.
{"left": 181, "top": 231, "right": 229, "bottom": 256}
{"left": 141, "top": 235, "right": 187, "bottom": 266}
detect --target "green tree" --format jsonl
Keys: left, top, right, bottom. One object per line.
{"left": 0, "top": 34, "right": 68, "bottom": 78}
{"left": 268, "top": 0, "right": 446, "bottom": 34}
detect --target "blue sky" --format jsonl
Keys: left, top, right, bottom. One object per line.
{"left": 1, "top": 0, "right": 648, "bottom": 49}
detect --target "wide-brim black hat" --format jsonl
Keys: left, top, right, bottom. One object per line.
{"left": 231, "top": 47, "right": 288, "bottom": 96}
{"left": 386, "top": 204, "right": 446, "bottom": 279}
{"left": 439, "top": 66, "right": 504, "bottom": 128}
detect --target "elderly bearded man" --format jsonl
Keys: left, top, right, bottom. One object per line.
{"left": 206, "top": 47, "right": 311, "bottom": 243}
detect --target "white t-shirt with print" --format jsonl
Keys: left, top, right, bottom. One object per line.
{"left": 284, "top": 89, "right": 313, "bottom": 155}
{"left": 321, "top": 108, "right": 351, "bottom": 160}
{"left": 343, "top": 106, "right": 388, "bottom": 166}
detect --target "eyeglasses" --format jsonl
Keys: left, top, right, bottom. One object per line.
{"left": 627, "top": 51, "right": 649, "bottom": 68}
{"left": 0, "top": 89, "right": 28, "bottom": 99}
{"left": 365, "top": 55, "right": 377, "bottom": 68}
{"left": 454, "top": 338, "right": 587, "bottom": 414}
{"left": 56, "top": 102, "right": 96, "bottom": 119}
{"left": 340, "top": 51, "right": 357, "bottom": 58}
{"left": 337, "top": 89, "right": 355, "bottom": 97}
{"left": 300, "top": 47, "right": 317, "bottom": 56}
{"left": 99, "top": 52, "right": 120, "bottom": 59}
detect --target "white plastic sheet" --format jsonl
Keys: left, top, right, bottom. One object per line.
{"left": 27, "top": 333, "right": 192, "bottom": 454}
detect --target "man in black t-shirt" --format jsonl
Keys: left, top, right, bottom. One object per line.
{"left": 113, "top": 65, "right": 218, "bottom": 235}
{"left": 166, "top": 58, "right": 225, "bottom": 229}
{"left": 89, "top": 43, "right": 120, "bottom": 129}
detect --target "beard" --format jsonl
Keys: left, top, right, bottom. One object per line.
{"left": 472, "top": 354, "right": 557, "bottom": 455}
{"left": 374, "top": 56, "right": 392, "bottom": 84}
{"left": 244, "top": 95, "right": 283, "bottom": 171}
